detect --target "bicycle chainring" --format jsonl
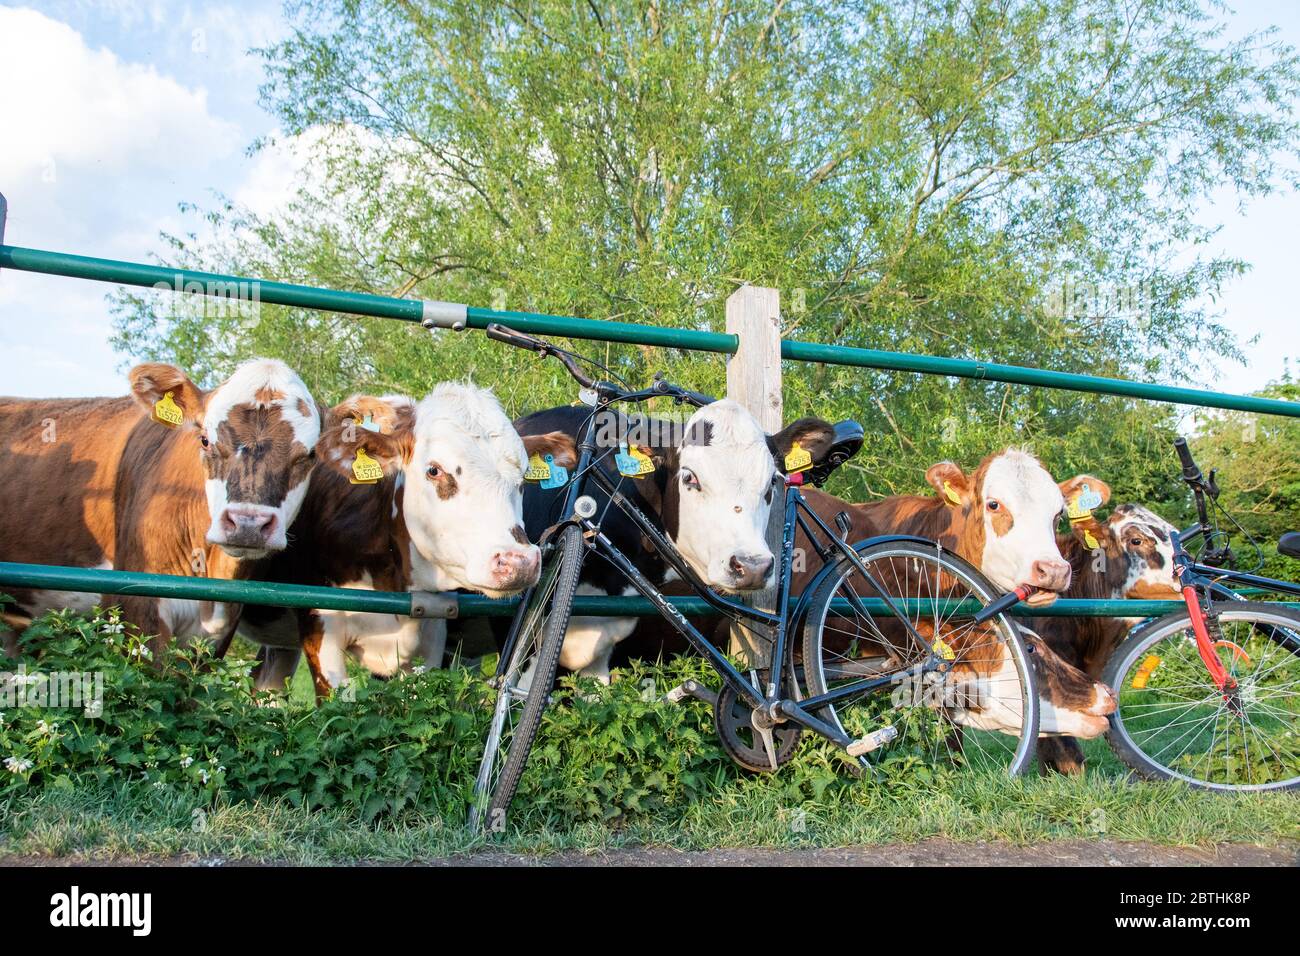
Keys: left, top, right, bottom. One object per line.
{"left": 713, "top": 682, "right": 803, "bottom": 773}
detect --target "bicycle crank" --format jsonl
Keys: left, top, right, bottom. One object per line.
{"left": 713, "top": 683, "right": 802, "bottom": 772}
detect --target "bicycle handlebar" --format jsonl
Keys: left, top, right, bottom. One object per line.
{"left": 1174, "top": 436, "right": 1201, "bottom": 484}
{"left": 486, "top": 323, "right": 714, "bottom": 408}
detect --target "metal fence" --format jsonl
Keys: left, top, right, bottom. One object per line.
{"left": 2, "top": 208, "right": 1298, "bottom": 622}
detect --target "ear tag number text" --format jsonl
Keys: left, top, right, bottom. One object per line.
{"left": 350, "top": 447, "right": 384, "bottom": 485}
{"left": 524, "top": 452, "right": 551, "bottom": 482}
{"left": 616, "top": 443, "right": 654, "bottom": 478}
{"left": 539, "top": 454, "right": 568, "bottom": 490}
{"left": 784, "top": 441, "right": 813, "bottom": 474}
{"left": 152, "top": 391, "right": 185, "bottom": 428}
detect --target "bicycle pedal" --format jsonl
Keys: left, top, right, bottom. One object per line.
{"left": 663, "top": 680, "right": 718, "bottom": 708}
{"left": 846, "top": 725, "right": 898, "bottom": 757}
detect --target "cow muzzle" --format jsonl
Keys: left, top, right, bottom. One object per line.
{"left": 212, "top": 504, "right": 281, "bottom": 555}
{"left": 488, "top": 547, "right": 541, "bottom": 592}
{"left": 1026, "top": 556, "right": 1071, "bottom": 595}
{"left": 725, "top": 551, "right": 775, "bottom": 591}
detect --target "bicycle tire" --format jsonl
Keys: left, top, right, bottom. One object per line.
{"left": 469, "top": 524, "right": 585, "bottom": 831}
{"left": 801, "top": 539, "right": 1039, "bottom": 777}
{"left": 1104, "top": 601, "right": 1300, "bottom": 792}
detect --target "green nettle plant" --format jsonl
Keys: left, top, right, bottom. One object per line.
{"left": 0, "top": 609, "right": 863, "bottom": 826}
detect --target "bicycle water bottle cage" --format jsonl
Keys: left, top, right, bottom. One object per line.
{"left": 804, "top": 420, "right": 865, "bottom": 487}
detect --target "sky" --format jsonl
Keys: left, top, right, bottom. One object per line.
{"left": 0, "top": 0, "right": 1297, "bottom": 399}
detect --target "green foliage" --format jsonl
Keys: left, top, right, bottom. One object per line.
{"left": 1189, "top": 377, "right": 1300, "bottom": 580}
{"left": 109, "top": 0, "right": 1300, "bottom": 513}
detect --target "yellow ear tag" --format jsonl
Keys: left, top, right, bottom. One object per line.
{"left": 524, "top": 452, "right": 552, "bottom": 483}
{"left": 931, "top": 638, "right": 957, "bottom": 661}
{"left": 616, "top": 443, "right": 656, "bottom": 478}
{"left": 942, "top": 480, "right": 962, "bottom": 506}
{"left": 1130, "top": 654, "right": 1162, "bottom": 689}
{"left": 784, "top": 441, "right": 813, "bottom": 474}
{"left": 350, "top": 447, "right": 384, "bottom": 485}
{"left": 151, "top": 391, "right": 185, "bottom": 429}
{"left": 1082, "top": 528, "right": 1100, "bottom": 550}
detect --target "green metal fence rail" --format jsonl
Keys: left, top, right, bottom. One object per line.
{"left": 4, "top": 243, "right": 1299, "bottom": 419}
{"left": 2, "top": 236, "right": 1298, "bottom": 622}
{"left": 6, "top": 562, "right": 1294, "bottom": 620}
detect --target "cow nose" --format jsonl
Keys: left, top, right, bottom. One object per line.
{"left": 728, "top": 552, "right": 774, "bottom": 590}
{"left": 1093, "top": 684, "right": 1118, "bottom": 716}
{"left": 490, "top": 548, "right": 540, "bottom": 590}
{"left": 1029, "top": 557, "right": 1071, "bottom": 592}
{"left": 220, "top": 505, "right": 277, "bottom": 543}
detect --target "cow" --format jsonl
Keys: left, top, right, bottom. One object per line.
{"left": 0, "top": 359, "right": 328, "bottom": 656}
{"left": 237, "top": 384, "right": 579, "bottom": 696}
{"left": 614, "top": 448, "right": 1120, "bottom": 745}
{"left": 507, "top": 401, "right": 841, "bottom": 683}
{"left": 1031, "top": 503, "right": 1180, "bottom": 774}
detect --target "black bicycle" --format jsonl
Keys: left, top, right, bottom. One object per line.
{"left": 468, "top": 326, "right": 1043, "bottom": 831}
{"left": 1104, "top": 437, "right": 1300, "bottom": 791}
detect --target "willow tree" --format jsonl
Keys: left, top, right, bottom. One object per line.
{"left": 113, "top": 0, "right": 1300, "bottom": 505}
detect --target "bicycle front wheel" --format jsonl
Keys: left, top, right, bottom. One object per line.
{"left": 801, "top": 539, "right": 1038, "bottom": 777}
{"left": 1104, "top": 602, "right": 1300, "bottom": 792}
{"left": 469, "top": 524, "right": 585, "bottom": 831}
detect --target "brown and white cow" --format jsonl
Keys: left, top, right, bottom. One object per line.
{"left": 239, "top": 384, "right": 578, "bottom": 696}
{"left": 796, "top": 449, "right": 1117, "bottom": 738}
{"left": 615, "top": 448, "right": 1118, "bottom": 741}
{"left": 0, "top": 359, "right": 326, "bottom": 654}
{"left": 1031, "top": 503, "right": 1180, "bottom": 773}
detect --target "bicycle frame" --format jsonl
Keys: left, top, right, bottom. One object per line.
{"left": 497, "top": 400, "right": 963, "bottom": 752}
{"left": 1169, "top": 527, "right": 1300, "bottom": 696}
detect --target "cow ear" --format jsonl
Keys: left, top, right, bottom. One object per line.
{"left": 925, "top": 462, "right": 972, "bottom": 506}
{"left": 317, "top": 396, "right": 413, "bottom": 479}
{"left": 129, "top": 363, "right": 206, "bottom": 429}
{"left": 767, "top": 417, "right": 836, "bottom": 472}
{"left": 1059, "top": 475, "right": 1111, "bottom": 508}
{"left": 520, "top": 431, "right": 578, "bottom": 471}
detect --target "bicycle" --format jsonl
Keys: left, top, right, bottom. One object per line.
{"left": 469, "top": 325, "right": 1042, "bottom": 832}
{"left": 1103, "top": 437, "right": 1300, "bottom": 791}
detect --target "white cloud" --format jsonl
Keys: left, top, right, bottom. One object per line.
{"left": 0, "top": 6, "right": 240, "bottom": 184}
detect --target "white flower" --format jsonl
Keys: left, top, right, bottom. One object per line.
{"left": 4, "top": 756, "right": 33, "bottom": 774}
{"left": 180, "top": 756, "right": 195, "bottom": 769}
{"left": 0, "top": 712, "right": 6, "bottom": 727}
{"left": 412, "top": 665, "right": 427, "bottom": 675}
{"left": 35, "top": 720, "right": 57, "bottom": 736}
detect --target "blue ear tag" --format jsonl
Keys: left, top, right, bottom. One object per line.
{"left": 615, "top": 442, "right": 638, "bottom": 477}
{"left": 539, "top": 454, "right": 568, "bottom": 490}
{"left": 1076, "top": 483, "right": 1103, "bottom": 511}
{"left": 360, "top": 413, "right": 381, "bottom": 433}
{"left": 616, "top": 442, "right": 655, "bottom": 478}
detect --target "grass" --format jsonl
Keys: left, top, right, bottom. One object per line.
{"left": 2, "top": 616, "right": 1296, "bottom": 864}
{"left": 2, "top": 723, "right": 1296, "bottom": 864}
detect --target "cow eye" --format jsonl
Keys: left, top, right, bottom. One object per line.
{"left": 680, "top": 469, "right": 700, "bottom": 490}
{"left": 1129, "top": 537, "right": 1144, "bottom": 547}
{"left": 986, "top": 499, "right": 1001, "bottom": 512}
{"left": 200, "top": 436, "right": 210, "bottom": 448}
{"left": 426, "top": 465, "right": 441, "bottom": 480}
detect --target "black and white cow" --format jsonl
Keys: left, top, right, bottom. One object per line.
{"left": 510, "top": 400, "right": 840, "bottom": 682}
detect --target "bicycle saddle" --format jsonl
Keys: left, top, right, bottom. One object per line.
{"left": 805, "top": 420, "right": 865, "bottom": 487}
{"left": 1279, "top": 532, "right": 1300, "bottom": 559}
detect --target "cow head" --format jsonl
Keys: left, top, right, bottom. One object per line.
{"left": 926, "top": 450, "right": 1108, "bottom": 606}
{"left": 129, "top": 359, "right": 321, "bottom": 559}
{"left": 651, "top": 402, "right": 836, "bottom": 593}
{"left": 317, "top": 384, "right": 575, "bottom": 599}
{"left": 1022, "top": 630, "right": 1117, "bottom": 738}
{"left": 1107, "top": 504, "right": 1180, "bottom": 599}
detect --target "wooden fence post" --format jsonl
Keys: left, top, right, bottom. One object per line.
{"left": 725, "top": 285, "right": 782, "bottom": 668}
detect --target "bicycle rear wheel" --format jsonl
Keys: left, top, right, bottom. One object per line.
{"left": 469, "top": 524, "right": 585, "bottom": 831}
{"left": 1104, "top": 602, "right": 1300, "bottom": 792}
{"left": 801, "top": 539, "right": 1038, "bottom": 777}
